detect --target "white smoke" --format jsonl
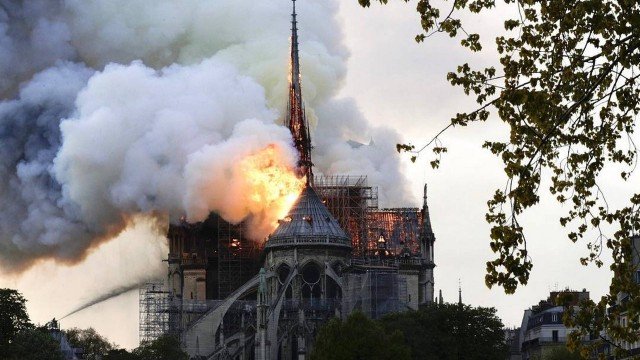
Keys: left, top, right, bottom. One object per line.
{"left": 314, "top": 98, "right": 413, "bottom": 206}
{"left": 0, "top": 0, "right": 412, "bottom": 271}
{"left": 54, "top": 59, "right": 292, "bottom": 229}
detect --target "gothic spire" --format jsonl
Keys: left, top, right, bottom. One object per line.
{"left": 420, "top": 183, "right": 436, "bottom": 258}
{"left": 422, "top": 184, "right": 434, "bottom": 235}
{"left": 286, "top": 0, "right": 313, "bottom": 185}
{"left": 291, "top": 0, "right": 301, "bottom": 95}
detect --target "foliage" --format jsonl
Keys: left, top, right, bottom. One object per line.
{"left": 0, "top": 289, "right": 65, "bottom": 359}
{"left": 82, "top": 335, "right": 189, "bottom": 360}
{"left": 8, "top": 326, "right": 65, "bottom": 360}
{"left": 358, "top": 0, "right": 640, "bottom": 353}
{"left": 104, "top": 349, "right": 140, "bottom": 360}
{"left": 132, "top": 335, "right": 189, "bottom": 360}
{"left": 65, "top": 327, "right": 115, "bottom": 360}
{"left": 381, "top": 303, "right": 508, "bottom": 360}
{"left": 0, "top": 288, "right": 33, "bottom": 357}
{"left": 310, "top": 312, "right": 411, "bottom": 360}
{"left": 545, "top": 346, "right": 584, "bottom": 360}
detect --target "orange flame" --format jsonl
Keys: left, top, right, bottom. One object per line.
{"left": 239, "top": 145, "right": 305, "bottom": 237}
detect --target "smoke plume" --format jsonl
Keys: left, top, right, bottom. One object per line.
{"left": 0, "top": 0, "right": 412, "bottom": 272}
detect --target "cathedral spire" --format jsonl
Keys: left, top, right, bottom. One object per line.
{"left": 291, "top": 0, "right": 301, "bottom": 92}
{"left": 286, "top": 0, "right": 313, "bottom": 185}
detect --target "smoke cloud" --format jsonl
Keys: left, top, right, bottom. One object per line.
{"left": 54, "top": 59, "right": 296, "bottom": 231}
{"left": 0, "top": 0, "right": 412, "bottom": 272}
{"left": 0, "top": 62, "right": 94, "bottom": 268}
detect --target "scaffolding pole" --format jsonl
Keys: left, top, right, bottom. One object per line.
{"left": 314, "top": 175, "right": 378, "bottom": 256}
{"left": 139, "top": 282, "right": 172, "bottom": 343}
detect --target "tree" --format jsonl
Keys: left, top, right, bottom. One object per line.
{"left": 0, "top": 288, "right": 33, "bottom": 358}
{"left": 132, "top": 335, "right": 189, "bottom": 360}
{"left": 0, "top": 288, "right": 33, "bottom": 356}
{"left": 310, "top": 312, "right": 411, "bottom": 360}
{"left": 9, "top": 326, "right": 64, "bottom": 360}
{"left": 546, "top": 346, "right": 583, "bottom": 360}
{"left": 357, "top": 0, "right": 640, "bottom": 353}
{"left": 0, "top": 289, "right": 64, "bottom": 359}
{"left": 104, "top": 348, "right": 139, "bottom": 360}
{"left": 63, "top": 331, "right": 187, "bottom": 360}
{"left": 381, "top": 303, "right": 507, "bottom": 360}
{"left": 65, "top": 327, "right": 115, "bottom": 360}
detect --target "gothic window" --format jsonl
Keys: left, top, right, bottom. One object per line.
{"left": 301, "top": 262, "right": 322, "bottom": 299}
{"left": 277, "top": 264, "right": 291, "bottom": 285}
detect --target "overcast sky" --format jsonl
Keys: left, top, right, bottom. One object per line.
{"left": 0, "top": 0, "right": 627, "bottom": 350}
{"left": 337, "top": 0, "right": 616, "bottom": 330}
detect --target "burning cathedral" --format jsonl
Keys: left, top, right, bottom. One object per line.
{"left": 139, "top": 2, "right": 436, "bottom": 359}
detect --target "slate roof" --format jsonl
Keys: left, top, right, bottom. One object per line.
{"left": 266, "top": 186, "right": 350, "bottom": 249}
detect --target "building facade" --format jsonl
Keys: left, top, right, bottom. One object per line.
{"left": 514, "top": 290, "right": 590, "bottom": 360}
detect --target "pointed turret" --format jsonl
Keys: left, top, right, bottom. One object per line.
{"left": 419, "top": 183, "right": 436, "bottom": 304}
{"left": 422, "top": 184, "right": 435, "bottom": 237}
{"left": 285, "top": 0, "right": 313, "bottom": 185}
{"left": 421, "top": 184, "right": 436, "bottom": 259}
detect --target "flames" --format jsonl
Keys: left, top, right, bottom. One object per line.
{"left": 239, "top": 145, "right": 305, "bottom": 237}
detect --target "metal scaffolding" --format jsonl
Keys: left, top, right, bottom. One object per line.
{"left": 139, "top": 282, "right": 173, "bottom": 343}
{"left": 216, "top": 219, "right": 261, "bottom": 299}
{"left": 342, "top": 267, "right": 409, "bottom": 319}
{"left": 366, "top": 208, "right": 423, "bottom": 257}
{"left": 167, "top": 214, "right": 262, "bottom": 301}
{"left": 314, "top": 175, "right": 378, "bottom": 255}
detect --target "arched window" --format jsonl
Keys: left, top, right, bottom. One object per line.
{"left": 301, "top": 262, "right": 322, "bottom": 299}
{"left": 277, "top": 263, "right": 291, "bottom": 285}
{"left": 277, "top": 263, "right": 293, "bottom": 299}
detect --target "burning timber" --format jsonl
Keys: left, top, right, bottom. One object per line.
{"left": 140, "top": 2, "right": 436, "bottom": 359}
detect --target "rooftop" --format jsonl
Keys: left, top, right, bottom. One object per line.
{"left": 266, "top": 186, "right": 351, "bottom": 249}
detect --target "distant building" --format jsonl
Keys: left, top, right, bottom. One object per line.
{"left": 516, "top": 290, "right": 590, "bottom": 360}
{"left": 601, "top": 235, "right": 640, "bottom": 359}
{"left": 505, "top": 327, "right": 522, "bottom": 360}
{"left": 47, "top": 319, "right": 83, "bottom": 360}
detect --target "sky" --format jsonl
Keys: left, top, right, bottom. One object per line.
{"left": 0, "top": 0, "right": 630, "bottom": 350}
{"left": 337, "top": 0, "right": 617, "bottom": 326}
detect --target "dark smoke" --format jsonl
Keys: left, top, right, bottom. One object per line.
{"left": 0, "top": 0, "right": 75, "bottom": 97}
{"left": 0, "top": 63, "right": 95, "bottom": 270}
